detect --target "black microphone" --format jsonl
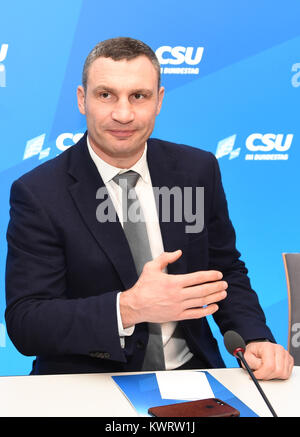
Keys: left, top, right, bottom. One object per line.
{"left": 223, "top": 330, "right": 278, "bottom": 417}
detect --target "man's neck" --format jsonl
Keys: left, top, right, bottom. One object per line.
{"left": 88, "top": 138, "right": 146, "bottom": 169}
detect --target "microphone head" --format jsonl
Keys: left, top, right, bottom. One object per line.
{"left": 224, "top": 330, "right": 246, "bottom": 356}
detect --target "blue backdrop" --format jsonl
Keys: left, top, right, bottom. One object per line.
{"left": 1, "top": 0, "right": 300, "bottom": 375}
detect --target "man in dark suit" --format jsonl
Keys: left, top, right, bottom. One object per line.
{"left": 5, "top": 37, "right": 293, "bottom": 378}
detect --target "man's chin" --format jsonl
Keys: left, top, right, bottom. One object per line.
{"left": 107, "top": 136, "right": 146, "bottom": 154}
{"left": 101, "top": 141, "right": 145, "bottom": 160}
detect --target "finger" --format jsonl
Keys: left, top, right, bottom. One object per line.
{"left": 247, "top": 343, "right": 275, "bottom": 380}
{"left": 274, "top": 346, "right": 294, "bottom": 379}
{"left": 180, "top": 303, "right": 219, "bottom": 320}
{"left": 243, "top": 341, "right": 272, "bottom": 379}
{"left": 274, "top": 346, "right": 286, "bottom": 378}
{"left": 258, "top": 345, "right": 293, "bottom": 380}
{"left": 247, "top": 343, "right": 287, "bottom": 380}
{"left": 287, "top": 354, "right": 294, "bottom": 378}
{"left": 182, "top": 280, "right": 228, "bottom": 299}
{"left": 284, "top": 350, "right": 294, "bottom": 379}
{"left": 243, "top": 349, "right": 263, "bottom": 373}
{"left": 181, "top": 286, "right": 227, "bottom": 310}
{"left": 176, "top": 270, "right": 223, "bottom": 288}
{"left": 182, "top": 290, "right": 227, "bottom": 310}
{"left": 147, "top": 250, "right": 182, "bottom": 272}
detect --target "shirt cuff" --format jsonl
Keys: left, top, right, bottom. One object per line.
{"left": 117, "top": 292, "right": 135, "bottom": 347}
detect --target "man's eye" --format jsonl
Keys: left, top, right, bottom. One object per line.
{"left": 100, "top": 92, "right": 111, "bottom": 99}
{"left": 134, "top": 93, "right": 144, "bottom": 100}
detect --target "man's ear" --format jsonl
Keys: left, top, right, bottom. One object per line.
{"left": 156, "top": 86, "right": 165, "bottom": 116}
{"left": 77, "top": 85, "right": 86, "bottom": 115}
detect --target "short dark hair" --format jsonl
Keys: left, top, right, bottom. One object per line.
{"left": 82, "top": 37, "right": 161, "bottom": 91}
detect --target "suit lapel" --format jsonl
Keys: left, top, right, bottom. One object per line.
{"left": 147, "top": 139, "right": 188, "bottom": 275}
{"left": 67, "top": 135, "right": 138, "bottom": 290}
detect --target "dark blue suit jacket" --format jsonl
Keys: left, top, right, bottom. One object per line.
{"left": 5, "top": 134, "right": 275, "bottom": 374}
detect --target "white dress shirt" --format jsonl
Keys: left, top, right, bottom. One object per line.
{"left": 87, "top": 137, "right": 193, "bottom": 369}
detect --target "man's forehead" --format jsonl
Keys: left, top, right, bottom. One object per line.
{"left": 88, "top": 55, "right": 158, "bottom": 86}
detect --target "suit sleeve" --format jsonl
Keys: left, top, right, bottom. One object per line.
{"left": 207, "top": 154, "right": 275, "bottom": 344}
{"left": 5, "top": 178, "right": 127, "bottom": 362}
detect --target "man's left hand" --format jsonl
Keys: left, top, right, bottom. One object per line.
{"left": 243, "top": 341, "right": 294, "bottom": 380}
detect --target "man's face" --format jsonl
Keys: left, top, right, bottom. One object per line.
{"left": 77, "top": 55, "right": 164, "bottom": 167}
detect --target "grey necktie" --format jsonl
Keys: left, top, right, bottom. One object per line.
{"left": 113, "top": 170, "right": 166, "bottom": 370}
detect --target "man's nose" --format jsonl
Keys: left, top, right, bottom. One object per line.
{"left": 111, "top": 99, "right": 134, "bottom": 124}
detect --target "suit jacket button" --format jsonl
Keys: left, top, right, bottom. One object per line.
{"left": 89, "top": 351, "right": 110, "bottom": 359}
{"left": 97, "top": 352, "right": 110, "bottom": 359}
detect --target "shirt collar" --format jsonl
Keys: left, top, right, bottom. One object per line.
{"left": 87, "top": 135, "right": 149, "bottom": 184}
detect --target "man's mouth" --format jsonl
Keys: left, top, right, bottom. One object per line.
{"left": 107, "top": 129, "right": 136, "bottom": 138}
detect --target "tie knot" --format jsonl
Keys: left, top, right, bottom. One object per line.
{"left": 113, "top": 170, "right": 140, "bottom": 190}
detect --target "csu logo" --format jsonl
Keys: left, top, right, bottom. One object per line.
{"left": 23, "top": 132, "right": 84, "bottom": 160}
{"left": 0, "top": 43, "right": 8, "bottom": 87}
{"left": 155, "top": 46, "right": 204, "bottom": 66}
{"left": 216, "top": 133, "right": 293, "bottom": 161}
{"left": 246, "top": 133, "right": 293, "bottom": 152}
{"left": 56, "top": 132, "right": 84, "bottom": 151}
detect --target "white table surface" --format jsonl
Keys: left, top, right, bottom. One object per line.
{"left": 0, "top": 366, "right": 299, "bottom": 417}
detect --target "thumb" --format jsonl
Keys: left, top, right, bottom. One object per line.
{"left": 244, "top": 345, "right": 262, "bottom": 372}
{"left": 152, "top": 250, "right": 182, "bottom": 272}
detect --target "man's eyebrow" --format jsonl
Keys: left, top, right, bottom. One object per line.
{"left": 92, "top": 85, "right": 116, "bottom": 94}
{"left": 92, "top": 85, "right": 153, "bottom": 95}
{"left": 134, "top": 88, "right": 153, "bottom": 96}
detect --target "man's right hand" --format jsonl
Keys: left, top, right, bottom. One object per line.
{"left": 119, "top": 250, "right": 228, "bottom": 329}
